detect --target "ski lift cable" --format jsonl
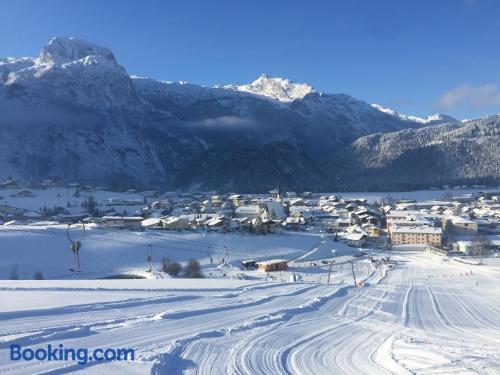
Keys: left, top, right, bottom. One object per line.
{"left": 95, "top": 226, "right": 248, "bottom": 256}
{"left": 0, "top": 226, "right": 246, "bottom": 258}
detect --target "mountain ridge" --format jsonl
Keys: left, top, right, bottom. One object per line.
{"left": 1, "top": 37, "right": 496, "bottom": 192}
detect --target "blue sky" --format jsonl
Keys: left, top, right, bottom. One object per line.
{"left": 1, "top": 0, "right": 499, "bottom": 119}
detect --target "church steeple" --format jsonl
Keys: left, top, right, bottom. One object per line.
{"left": 277, "top": 172, "right": 283, "bottom": 203}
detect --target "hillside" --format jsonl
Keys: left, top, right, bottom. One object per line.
{"left": 0, "top": 37, "right": 429, "bottom": 192}
{"left": 329, "top": 116, "right": 500, "bottom": 191}
{"left": 2, "top": 37, "right": 494, "bottom": 192}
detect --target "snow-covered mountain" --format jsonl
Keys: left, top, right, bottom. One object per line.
{"left": 329, "top": 115, "right": 500, "bottom": 191}
{"left": 224, "top": 74, "right": 315, "bottom": 102}
{"left": 0, "top": 37, "right": 492, "bottom": 192}
{"left": 371, "top": 104, "right": 457, "bottom": 125}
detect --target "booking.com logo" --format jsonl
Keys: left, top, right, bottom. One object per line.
{"left": 10, "top": 344, "right": 135, "bottom": 365}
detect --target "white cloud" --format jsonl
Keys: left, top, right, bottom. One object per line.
{"left": 190, "top": 116, "right": 255, "bottom": 128}
{"left": 436, "top": 83, "right": 500, "bottom": 110}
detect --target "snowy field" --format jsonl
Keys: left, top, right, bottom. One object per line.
{"left": 331, "top": 187, "right": 500, "bottom": 203}
{"left": 0, "top": 250, "right": 499, "bottom": 374}
{"left": 1, "top": 187, "right": 500, "bottom": 374}
{"left": 0, "top": 225, "right": 325, "bottom": 279}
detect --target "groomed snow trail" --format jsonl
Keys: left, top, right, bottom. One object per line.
{"left": 0, "top": 251, "right": 499, "bottom": 374}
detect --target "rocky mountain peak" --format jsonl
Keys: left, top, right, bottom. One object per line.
{"left": 37, "top": 37, "right": 117, "bottom": 66}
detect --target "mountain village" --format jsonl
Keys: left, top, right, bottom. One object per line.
{"left": 1, "top": 178, "right": 499, "bottom": 276}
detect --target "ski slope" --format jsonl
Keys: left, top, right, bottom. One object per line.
{"left": 0, "top": 251, "right": 499, "bottom": 374}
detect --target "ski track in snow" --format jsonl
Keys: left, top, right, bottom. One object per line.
{"left": 1, "top": 251, "right": 500, "bottom": 374}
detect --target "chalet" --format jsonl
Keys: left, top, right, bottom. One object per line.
{"left": 344, "top": 232, "right": 366, "bottom": 247}
{"left": 10, "top": 189, "right": 34, "bottom": 198}
{"left": 334, "top": 218, "right": 351, "bottom": 228}
{"left": 413, "top": 200, "right": 454, "bottom": 210}
{"left": 364, "top": 224, "right": 380, "bottom": 237}
{"left": 151, "top": 200, "right": 172, "bottom": 211}
{"left": 334, "top": 208, "right": 350, "bottom": 219}
{"left": 242, "top": 259, "right": 256, "bottom": 270}
{"left": 443, "top": 216, "right": 478, "bottom": 235}
{"left": 210, "top": 195, "right": 222, "bottom": 207}
{"left": 141, "top": 217, "right": 163, "bottom": 229}
{"left": 256, "top": 259, "right": 288, "bottom": 272}
{"left": 352, "top": 208, "right": 382, "bottom": 226}
{"left": 41, "top": 179, "right": 61, "bottom": 188}
{"left": 284, "top": 215, "right": 308, "bottom": 231}
{"left": 102, "top": 216, "right": 143, "bottom": 231}
{"left": 342, "top": 226, "right": 368, "bottom": 247}
{"left": 204, "top": 216, "right": 226, "bottom": 232}
{"left": 162, "top": 216, "right": 191, "bottom": 231}
{"left": 0, "top": 179, "right": 19, "bottom": 189}
{"left": 289, "top": 198, "right": 305, "bottom": 207}
{"left": 453, "top": 235, "right": 500, "bottom": 255}
{"left": 230, "top": 217, "right": 251, "bottom": 231}
{"left": 312, "top": 211, "right": 339, "bottom": 224}
{"left": 261, "top": 219, "right": 281, "bottom": 234}
{"left": 229, "top": 194, "right": 243, "bottom": 206}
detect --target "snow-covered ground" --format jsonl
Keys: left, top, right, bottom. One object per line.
{"left": 0, "top": 249, "right": 499, "bottom": 374}
{"left": 331, "top": 187, "right": 500, "bottom": 204}
{"left": 0, "top": 224, "right": 322, "bottom": 279}
{"left": 0, "top": 187, "right": 146, "bottom": 216}
{"left": 1, "top": 186, "right": 500, "bottom": 373}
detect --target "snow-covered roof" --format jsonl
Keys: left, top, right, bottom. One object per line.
{"left": 449, "top": 215, "right": 476, "bottom": 225}
{"left": 141, "top": 218, "right": 161, "bottom": 227}
{"left": 235, "top": 205, "right": 261, "bottom": 214}
{"left": 205, "top": 217, "right": 224, "bottom": 226}
{"left": 256, "top": 259, "right": 288, "bottom": 265}
{"left": 344, "top": 233, "right": 365, "bottom": 241}
{"left": 264, "top": 202, "right": 286, "bottom": 220}
{"left": 391, "top": 226, "right": 442, "bottom": 234}
{"left": 102, "top": 216, "right": 143, "bottom": 221}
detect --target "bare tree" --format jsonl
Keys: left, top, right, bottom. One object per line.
{"left": 33, "top": 271, "right": 44, "bottom": 280}
{"left": 471, "top": 235, "right": 492, "bottom": 264}
{"left": 9, "top": 265, "right": 19, "bottom": 280}
{"left": 184, "top": 259, "right": 204, "bottom": 278}
{"left": 442, "top": 192, "right": 454, "bottom": 202}
{"left": 162, "top": 257, "right": 182, "bottom": 277}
